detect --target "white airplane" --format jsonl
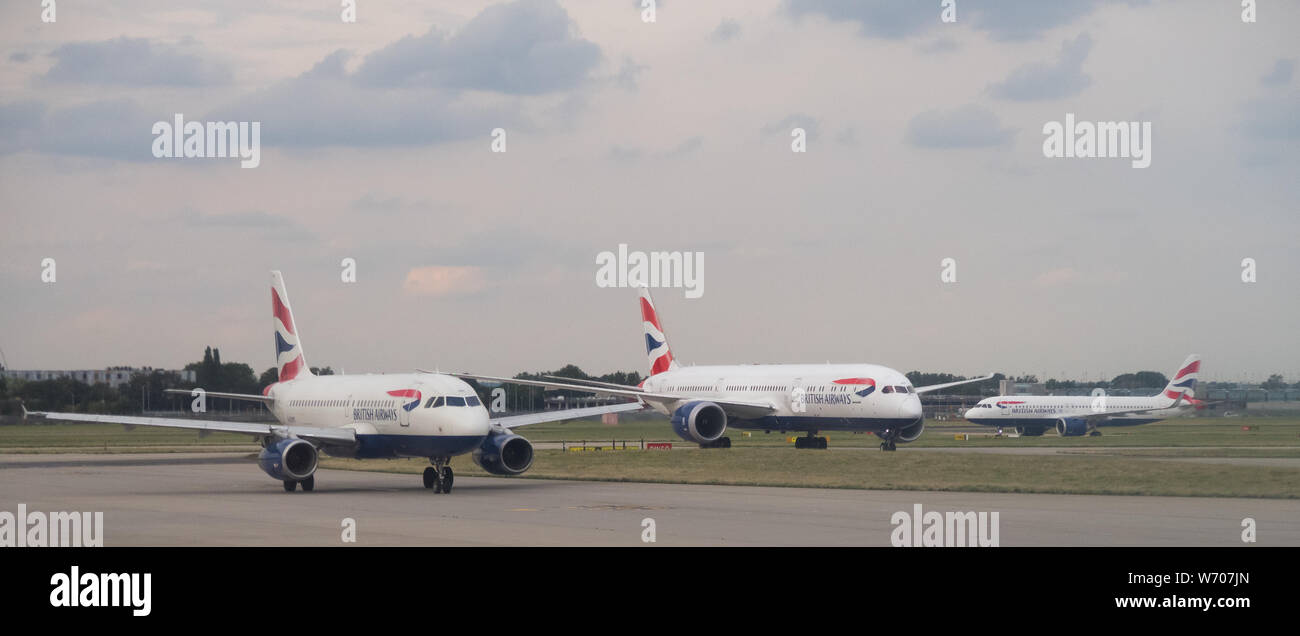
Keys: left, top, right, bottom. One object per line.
{"left": 452, "top": 288, "right": 992, "bottom": 450}
{"left": 25, "top": 271, "right": 640, "bottom": 493}
{"left": 963, "top": 354, "right": 1203, "bottom": 437}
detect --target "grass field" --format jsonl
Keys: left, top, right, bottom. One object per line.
{"left": 4, "top": 416, "right": 1299, "bottom": 498}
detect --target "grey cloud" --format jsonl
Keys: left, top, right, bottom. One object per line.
{"left": 0, "top": 98, "right": 158, "bottom": 160}
{"left": 989, "top": 33, "right": 1092, "bottom": 101}
{"left": 1261, "top": 59, "right": 1294, "bottom": 86}
{"left": 1239, "top": 92, "right": 1300, "bottom": 140}
{"left": 9, "top": 52, "right": 31, "bottom": 63}
{"left": 711, "top": 19, "right": 742, "bottom": 42}
{"left": 763, "top": 113, "right": 820, "bottom": 141}
{"left": 43, "top": 37, "right": 232, "bottom": 86}
{"left": 353, "top": 0, "right": 600, "bottom": 94}
{"left": 966, "top": 0, "right": 1100, "bottom": 42}
{"left": 785, "top": 0, "right": 935, "bottom": 39}
{"left": 786, "top": 0, "right": 1103, "bottom": 41}
{"left": 905, "top": 104, "right": 1015, "bottom": 148}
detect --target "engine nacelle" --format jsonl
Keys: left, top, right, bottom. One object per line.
{"left": 671, "top": 401, "right": 727, "bottom": 444}
{"left": 472, "top": 433, "right": 534, "bottom": 476}
{"left": 897, "top": 418, "right": 925, "bottom": 443}
{"left": 1056, "top": 418, "right": 1090, "bottom": 437}
{"left": 257, "top": 438, "right": 319, "bottom": 481}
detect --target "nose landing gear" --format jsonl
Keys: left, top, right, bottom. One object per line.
{"left": 424, "top": 458, "right": 455, "bottom": 493}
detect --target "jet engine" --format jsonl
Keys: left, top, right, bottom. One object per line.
{"left": 472, "top": 433, "right": 535, "bottom": 475}
{"left": 671, "top": 401, "right": 727, "bottom": 444}
{"left": 897, "top": 418, "right": 925, "bottom": 443}
{"left": 257, "top": 438, "right": 319, "bottom": 481}
{"left": 1056, "top": 418, "right": 1091, "bottom": 437}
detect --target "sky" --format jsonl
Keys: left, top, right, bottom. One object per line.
{"left": 1, "top": 0, "right": 1297, "bottom": 383}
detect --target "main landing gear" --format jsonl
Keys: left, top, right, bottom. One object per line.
{"left": 699, "top": 437, "right": 732, "bottom": 449}
{"left": 794, "top": 432, "right": 828, "bottom": 449}
{"left": 879, "top": 440, "right": 897, "bottom": 452}
{"left": 282, "top": 475, "right": 315, "bottom": 492}
{"left": 423, "top": 458, "right": 454, "bottom": 493}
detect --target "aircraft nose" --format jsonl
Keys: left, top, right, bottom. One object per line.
{"left": 900, "top": 397, "right": 922, "bottom": 420}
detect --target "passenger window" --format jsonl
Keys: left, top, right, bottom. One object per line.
{"left": 446, "top": 396, "right": 467, "bottom": 407}
{"left": 466, "top": 396, "right": 481, "bottom": 407}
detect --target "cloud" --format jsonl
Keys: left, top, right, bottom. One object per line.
{"left": 1239, "top": 92, "right": 1300, "bottom": 140}
{"left": 786, "top": 0, "right": 1103, "bottom": 41}
{"left": 966, "top": 0, "right": 1100, "bottom": 42}
{"left": 904, "top": 104, "right": 1014, "bottom": 148}
{"left": 0, "top": 98, "right": 158, "bottom": 159}
{"left": 785, "top": 0, "right": 935, "bottom": 39}
{"left": 43, "top": 37, "right": 232, "bottom": 86}
{"left": 1261, "top": 58, "right": 1295, "bottom": 86}
{"left": 710, "top": 19, "right": 742, "bottom": 42}
{"left": 353, "top": 0, "right": 600, "bottom": 94}
{"left": 402, "top": 266, "right": 489, "bottom": 297}
{"left": 762, "top": 113, "right": 820, "bottom": 141}
{"left": 989, "top": 33, "right": 1093, "bottom": 101}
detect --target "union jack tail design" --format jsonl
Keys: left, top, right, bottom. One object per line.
{"left": 1161, "top": 354, "right": 1201, "bottom": 405}
{"left": 271, "top": 271, "right": 312, "bottom": 382}
{"left": 638, "top": 287, "right": 679, "bottom": 377}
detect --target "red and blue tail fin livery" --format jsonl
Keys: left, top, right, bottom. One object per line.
{"left": 638, "top": 287, "right": 679, "bottom": 377}
{"left": 1161, "top": 354, "right": 1201, "bottom": 404}
{"left": 271, "top": 271, "right": 312, "bottom": 382}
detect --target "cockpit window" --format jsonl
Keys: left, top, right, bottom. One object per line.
{"left": 445, "top": 396, "right": 467, "bottom": 407}
{"left": 425, "top": 396, "right": 443, "bottom": 408}
{"left": 882, "top": 386, "right": 894, "bottom": 394}
{"left": 466, "top": 396, "right": 481, "bottom": 407}
{"left": 895, "top": 386, "right": 911, "bottom": 393}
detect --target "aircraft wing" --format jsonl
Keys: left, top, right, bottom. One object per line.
{"left": 163, "top": 389, "right": 275, "bottom": 405}
{"left": 23, "top": 407, "right": 356, "bottom": 446}
{"left": 914, "top": 374, "right": 995, "bottom": 394}
{"left": 490, "top": 402, "right": 646, "bottom": 429}
{"left": 541, "top": 375, "right": 646, "bottom": 392}
{"left": 449, "top": 372, "right": 777, "bottom": 419}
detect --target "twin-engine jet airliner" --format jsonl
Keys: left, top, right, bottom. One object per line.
{"left": 452, "top": 288, "right": 991, "bottom": 450}
{"left": 27, "top": 271, "right": 639, "bottom": 493}
{"left": 964, "top": 355, "right": 1203, "bottom": 437}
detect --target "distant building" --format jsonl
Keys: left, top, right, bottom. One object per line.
{"left": 1, "top": 367, "right": 196, "bottom": 389}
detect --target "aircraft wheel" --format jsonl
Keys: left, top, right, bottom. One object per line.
{"left": 423, "top": 467, "right": 436, "bottom": 489}
{"left": 301, "top": 476, "right": 314, "bottom": 492}
{"left": 283, "top": 480, "right": 297, "bottom": 492}
{"left": 441, "top": 466, "right": 454, "bottom": 493}
{"left": 818, "top": 437, "right": 828, "bottom": 449}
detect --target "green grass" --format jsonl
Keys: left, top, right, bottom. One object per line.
{"left": 0, "top": 422, "right": 254, "bottom": 452}
{"left": 518, "top": 415, "right": 1300, "bottom": 449}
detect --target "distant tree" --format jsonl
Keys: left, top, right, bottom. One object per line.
{"left": 1013, "top": 375, "right": 1038, "bottom": 384}
{"left": 258, "top": 367, "right": 279, "bottom": 387}
{"left": 1262, "top": 374, "right": 1287, "bottom": 390}
{"left": 309, "top": 366, "right": 335, "bottom": 376}
{"left": 1110, "top": 371, "right": 1167, "bottom": 389}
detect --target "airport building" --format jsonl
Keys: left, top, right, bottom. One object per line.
{"left": 1, "top": 366, "right": 197, "bottom": 389}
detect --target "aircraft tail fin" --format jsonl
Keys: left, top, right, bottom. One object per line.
{"left": 1160, "top": 354, "right": 1200, "bottom": 405}
{"left": 271, "top": 271, "right": 312, "bottom": 382}
{"left": 638, "top": 287, "right": 679, "bottom": 376}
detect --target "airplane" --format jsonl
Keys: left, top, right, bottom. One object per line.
{"left": 25, "top": 271, "right": 641, "bottom": 493}
{"left": 963, "top": 354, "right": 1203, "bottom": 437}
{"left": 449, "top": 287, "right": 992, "bottom": 451}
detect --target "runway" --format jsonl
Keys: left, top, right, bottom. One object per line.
{"left": 1, "top": 453, "right": 1296, "bottom": 546}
